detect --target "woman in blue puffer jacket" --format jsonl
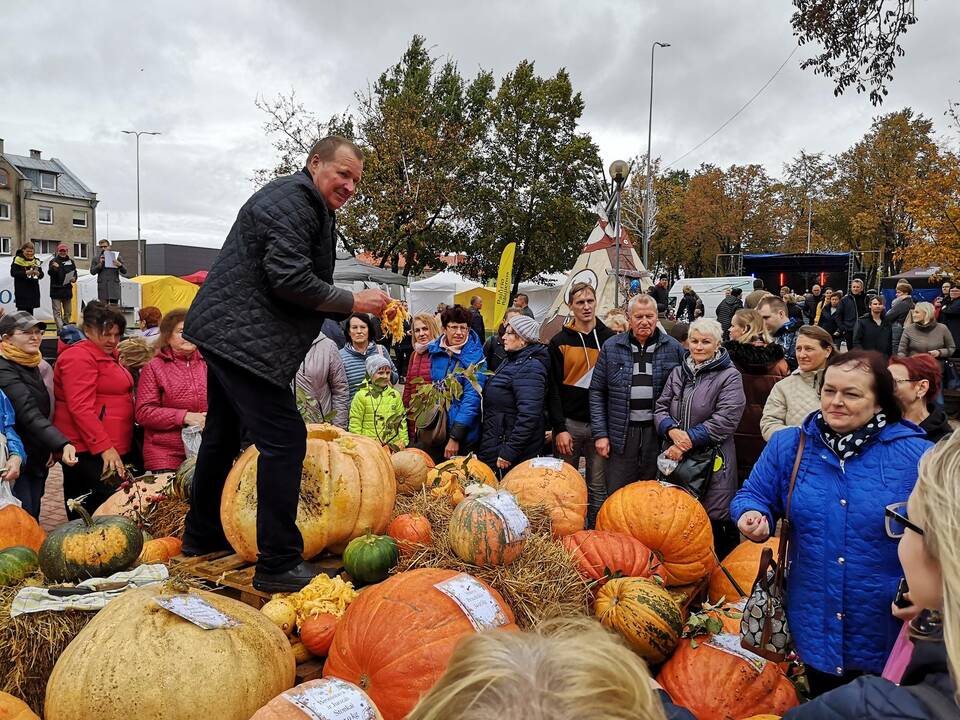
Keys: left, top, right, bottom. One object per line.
{"left": 731, "top": 350, "right": 931, "bottom": 698}
{"left": 426, "top": 305, "right": 488, "bottom": 462}
{"left": 479, "top": 314, "right": 549, "bottom": 472}
{"left": 780, "top": 430, "right": 960, "bottom": 719}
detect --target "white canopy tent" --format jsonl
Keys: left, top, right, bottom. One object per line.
{"left": 408, "top": 270, "right": 560, "bottom": 323}
{"left": 0, "top": 254, "right": 89, "bottom": 322}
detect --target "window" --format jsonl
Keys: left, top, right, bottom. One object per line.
{"left": 33, "top": 239, "right": 59, "bottom": 254}
{"left": 39, "top": 172, "right": 57, "bottom": 191}
{"left": 72, "top": 210, "right": 87, "bottom": 228}
{"left": 38, "top": 206, "right": 53, "bottom": 224}
{"left": 0, "top": 238, "right": 9, "bottom": 255}
{"left": 0, "top": 169, "right": 8, "bottom": 188}
{"left": 0, "top": 203, "right": 9, "bottom": 221}
{"left": 73, "top": 242, "right": 88, "bottom": 260}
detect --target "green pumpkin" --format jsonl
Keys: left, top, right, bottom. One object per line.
{"left": 0, "top": 545, "right": 39, "bottom": 586}
{"left": 39, "top": 501, "right": 144, "bottom": 583}
{"left": 343, "top": 533, "right": 399, "bottom": 585}
{"left": 173, "top": 456, "right": 196, "bottom": 502}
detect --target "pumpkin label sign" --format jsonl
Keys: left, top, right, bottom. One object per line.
{"left": 475, "top": 492, "right": 529, "bottom": 543}
{"left": 154, "top": 594, "right": 240, "bottom": 630}
{"left": 530, "top": 456, "right": 565, "bottom": 471}
{"left": 285, "top": 678, "right": 378, "bottom": 720}
{"left": 434, "top": 573, "right": 511, "bottom": 632}
{"left": 706, "top": 632, "right": 767, "bottom": 672}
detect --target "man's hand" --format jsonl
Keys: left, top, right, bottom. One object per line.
{"left": 444, "top": 438, "right": 460, "bottom": 459}
{"left": 51, "top": 261, "right": 59, "bottom": 269}
{"left": 353, "top": 289, "right": 390, "bottom": 315}
{"left": 737, "top": 511, "right": 771, "bottom": 542}
{"left": 496, "top": 457, "right": 511, "bottom": 470}
{"left": 595, "top": 437, "right": 610, "bottom": 458}
{"left": 555, "top": 431, "right": 574, "bottom": 456}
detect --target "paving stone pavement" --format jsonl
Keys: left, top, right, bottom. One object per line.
{"left": 39, "top": 463, "right": 68, "bottom": 531}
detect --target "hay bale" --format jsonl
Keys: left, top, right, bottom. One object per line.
{"left": 0, "top": 574, "right": 94, "bottom": 715}
{"left": 392, "top": 490, "right": 591, "bottom": 628}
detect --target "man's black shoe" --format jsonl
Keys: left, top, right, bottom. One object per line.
{"left": 253, "top": 561, "right": 326, "bottom": 593}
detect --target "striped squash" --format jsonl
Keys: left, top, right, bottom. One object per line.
{"left": 448, "top": 491, "right": 528, "bottom": 567}
{"left": 594, "top": 576, "right": 682, "bottom": 664}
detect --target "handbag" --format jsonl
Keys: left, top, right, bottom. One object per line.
{"left": 740, "top": 432, "right": 806, "bottom": 662}
{"left": 660, "top": 446, "right": 719, "bottom": 500}
{"left": 414, "top": 403, "right": 448, "bottom": 448}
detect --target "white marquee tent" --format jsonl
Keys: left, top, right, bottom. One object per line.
{"left": 408, "top": 270, "right": 559, "bottom": 324}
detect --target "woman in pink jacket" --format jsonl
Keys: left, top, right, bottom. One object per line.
{"left": 135, "top": 309, "right": 208, "bottom": 472}
{"left": 54, "top": 301, "right": 135, "bottom": 518}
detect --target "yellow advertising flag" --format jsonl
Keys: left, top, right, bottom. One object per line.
{"left": 493, "top": 242, "right": 516, "bottom": 327}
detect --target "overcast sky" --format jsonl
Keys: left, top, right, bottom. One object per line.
{"left": 3, "top": 0, "right": 958, "bottom": 249}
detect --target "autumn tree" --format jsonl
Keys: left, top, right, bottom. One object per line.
{"left": 778, "top": 151, "right": 835, "bottom": 252}
{"left": 457, "top": 60, "right": 604, "bottom": 289}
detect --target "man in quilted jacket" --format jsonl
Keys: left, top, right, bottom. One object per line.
{"left": 182, "top": 136, "right": 389, "bottom": 592}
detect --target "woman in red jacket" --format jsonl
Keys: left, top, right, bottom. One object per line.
{"left": 53, "top": 301, "right": 135, "bottom": 518}
{"left": 402, "top": 313, "right": 440, "bottom": 441}
{"left": 136, "top": 309, "right": 207, "bottom": 472}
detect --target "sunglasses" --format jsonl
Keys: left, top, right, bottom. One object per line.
{"left": 884, "top": 502, "right": 924, "bottom": 539}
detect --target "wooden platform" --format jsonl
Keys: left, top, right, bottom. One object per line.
{"left": 168, "top": 551, "right": 346, "bottom": 609}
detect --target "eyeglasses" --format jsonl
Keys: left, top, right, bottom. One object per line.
{"left": 885, "top": 502, "right": 924, "bottom": 538}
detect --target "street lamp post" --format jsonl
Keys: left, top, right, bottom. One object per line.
{"left": 121, "top": 129, "right": 161, "bottom": 275}
{"left": 643, "top": 41, "right": 671, "bottom": 272}
{"left": 609, "top": 160, "right": 630, "bottom": 307}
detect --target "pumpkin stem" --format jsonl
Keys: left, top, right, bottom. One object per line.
{"left": 66, "top": 494, "right": 96, "bottom": 527}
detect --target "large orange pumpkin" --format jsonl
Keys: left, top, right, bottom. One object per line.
{"left": 596, "top": 481, "right": 716, "bottom": 586}
{"left": 428, "top": 456, "right": 497, "bottom": 505}
{"left": 93, "top": 473, "right": 173, "bottom": 518}
{"left": 448, "top": 491, "right": 528, "bottom": 567}
{"left": 560, "top": 530, "right": 658, "bottom": 591}
{"left": 387, "top": 514, "right": 432, "bottom": 557}
{"left": 500, "top": 457, "right": 587, "bottom": 537}
{"left": 657, "top": 633, "right": 799, "bottom": 720}
{"left": 390, "top": 450, "right": 430, "bottom": 494}
{"left": 138, "top": 537, "right": 183, "bottom": 564}
{"left": 594, "top": 576, "right": 683, "bottom": 664}
{"left": 221, "top": 425, "right": 396, "bottom": 562}
{"left": 0, "top": 505, "right": 46, "bottom": 553}
{"left": 0, "top": 691, "right": 39, "bottom": 719}
{"left": 708, "top": 538, "right": 780, "bottom": 604}
{"left": 324, "top": 568, "right": 516, "bottom": 720}
{"left": 251, "top": 678, "right": 383, "bottom": 720}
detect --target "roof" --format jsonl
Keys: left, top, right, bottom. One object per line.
{"left": 2, "top": 153, "right": 96, "bottom": 201}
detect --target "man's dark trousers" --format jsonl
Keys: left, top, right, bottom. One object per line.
{"left": 183, "top": 353, "right": 305, "bottom": 574}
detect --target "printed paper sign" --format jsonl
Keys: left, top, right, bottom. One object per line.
{"left": 530, "top": 456, "right": 564, "bottom": 471}
{"left": 284, "top": 678, "right": 378, "bottom": 720}
{"left": 153, "top": 594, "right": 239, "bottom": 630}
{"left": 706, "top": 632, "right": 767, "bottom": 672}
{"left": 477, "top": 492, "right": 529, "bottom": 542}
{"left": 434, "top": 573, "right": 510, "bottom": 632}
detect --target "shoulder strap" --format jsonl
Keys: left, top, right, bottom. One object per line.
{"left": 784, "top": 431, "right": 806, "bottom": 521}
{"left": 905, "top": 684, "right": 959, "bottom": 720}
{"left": 774, "top": 432, "right": 806, "bottom": 588}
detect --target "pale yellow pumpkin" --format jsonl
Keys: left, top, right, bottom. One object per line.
{"left": 93, "top": 473, "right": 174, "bottom": 518}
{"left": 220, "top": 425, "right": 396, "bottom": 562}
{"left": 390, "top": 449, "right": 430, "bottom": 494}
{"left": 44, "top": 585, "right": 295, "bottom": 720}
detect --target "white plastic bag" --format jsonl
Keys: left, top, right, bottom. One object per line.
{"left": 0, "top": 480, "right": 21, "bottom": 509}
{"left": 181, "top": 425, "right": 202, "bottom": 459}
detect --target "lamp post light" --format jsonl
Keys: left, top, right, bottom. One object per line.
{"left": 609, "top": 159, "right": 630, "bottom": 307}
{"left": 121, "top": 129, "right": 161, "bottom": 276}
{"left": 643, "top": 41, "right": 671, "bottom": 272}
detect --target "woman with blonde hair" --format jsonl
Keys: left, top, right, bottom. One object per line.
{"left": 725, "top": 308, "right": 788, "bottom": 484}
{"left": 402, "top": 312, "right": 441, "bottom": 440}
{"left": 603, "top": 308, "right": 629, "bottom": 333}
{"left": 407, "top": 616, "right": 689, "bottom": 720}
{"left": 898, "top": 302, "right": 956, "bottom": 359}
{"left": 760, "top": 324, "right": 834, "bottom": 440}
{"left": 782, "top": 431, "right": 960, "bottom": 716}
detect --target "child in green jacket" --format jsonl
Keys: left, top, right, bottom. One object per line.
{"left": 349, "top": 355, "right": 409, "bottom": 447}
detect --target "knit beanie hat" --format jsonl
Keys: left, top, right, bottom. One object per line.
{"left": 366, "top": 353, "right": 392, "bottom": 377}
{"left": 507, "top": 315, "right": 541, "bottom": 344}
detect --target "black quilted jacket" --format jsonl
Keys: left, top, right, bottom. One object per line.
{"left": 183, "top": 169, "right": 354, "bottom": 387}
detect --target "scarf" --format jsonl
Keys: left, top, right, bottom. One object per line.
{"left": 1, "top": 341, "right": 42, "bottom": 368}
{"left": 13, "top": 255, "right": 40, "bottom": 269}
{"left": 815, "top": 410, "right": 887, "bottom": 461}
{"left": 414, "top": 341, "right": 430, "bottom": 355}
{"left": 439, "top": 335, "right": 468, "bottom": 356}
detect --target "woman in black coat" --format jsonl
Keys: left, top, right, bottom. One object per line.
{"left": 853, "top": 296, "right": 893, "bottom": 356}
{"left": 0, "top": 312, "right": 77, "bottom": 517}
{"left": 10, "top": 243, "right": 44, "bottom": 314}
{"left": 817, "top": 292, "right": 844, "bottom": 349}
{"left": 478, "top": 314, "right": 549, "bottom": 473}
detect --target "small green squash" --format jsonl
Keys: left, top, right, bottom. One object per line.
{"left": 342, "top": 533, "right": 398, "bottom": 585}
{"left": 39, "top": 500, "right": 144, "bottom": 583}
{"left": 172, "top": 456, "right": 196, "bottom": 502}
{"left": 0, "top": 545, "right": 39, "bottom": 586}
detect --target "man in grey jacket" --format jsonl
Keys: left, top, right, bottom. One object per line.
{"left": 590, "top": 293, "right": 685, "bottom": 491}
{"left": 91, "top": 239, "right": 128, "bottom": 304}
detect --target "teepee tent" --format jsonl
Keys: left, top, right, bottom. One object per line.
{"left": 544, "top": 220, "right": 650, "bottom": 324}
